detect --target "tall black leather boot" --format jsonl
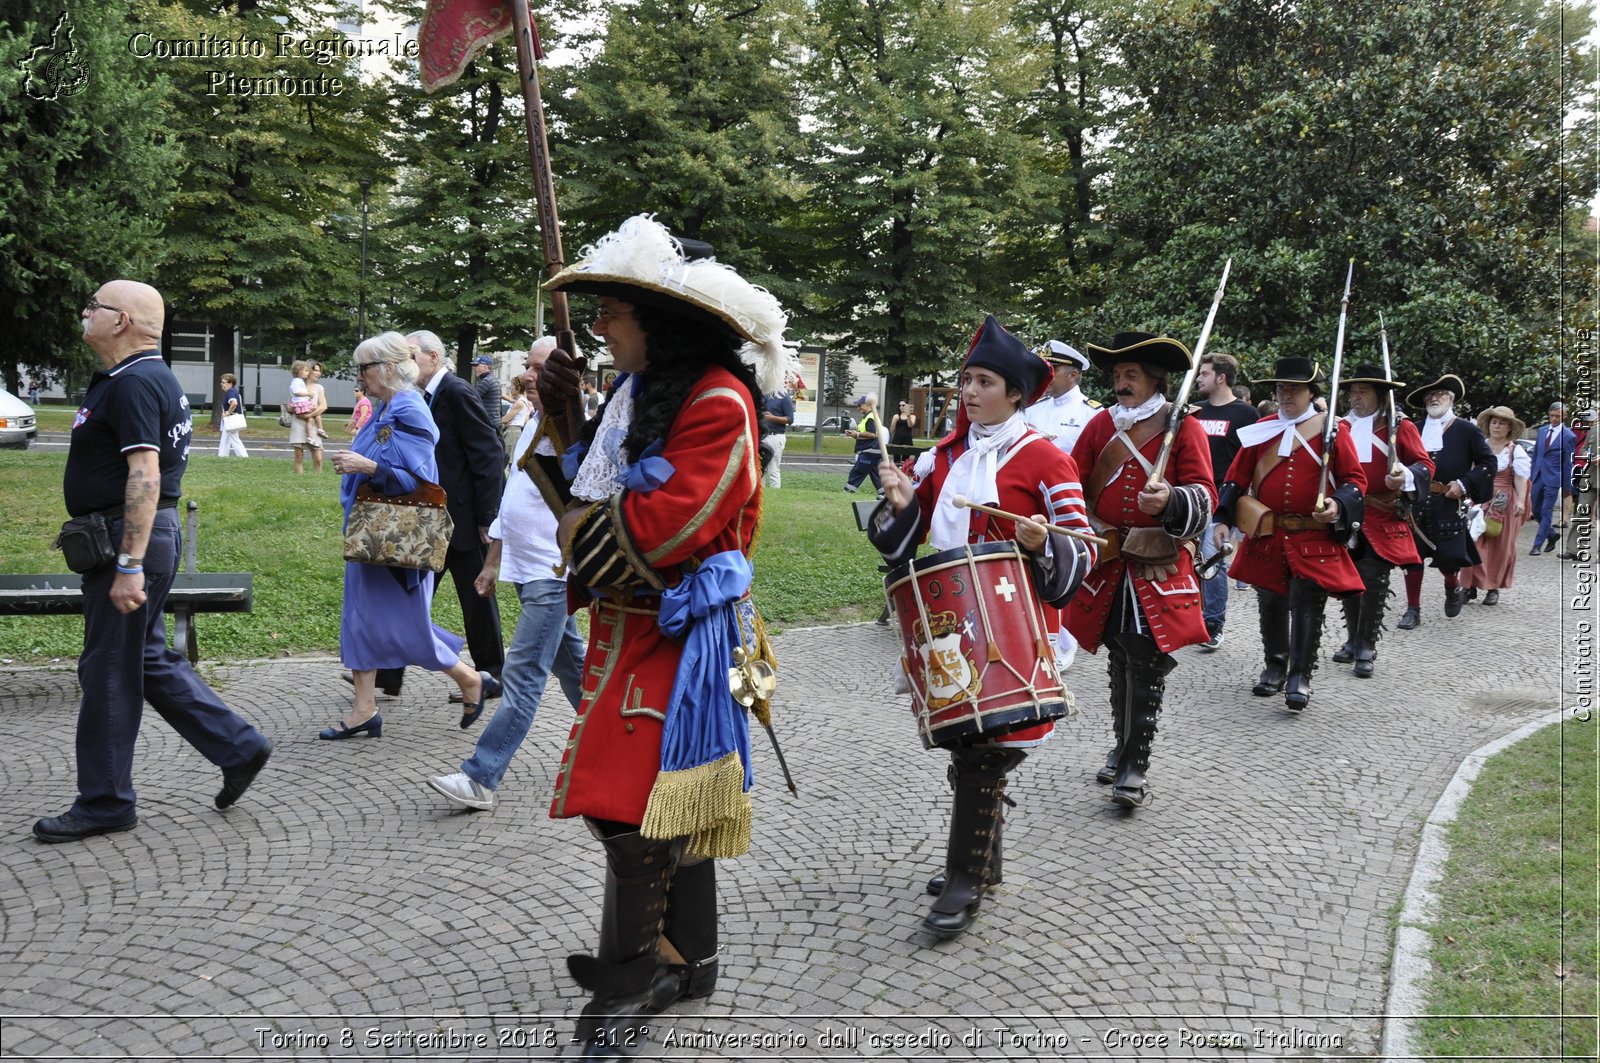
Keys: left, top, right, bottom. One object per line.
{"left": 646, "top": 855, "right": 718, "bottom": 1012}
{"left": 1096, "top": 642, "right": 1129, "bottom": 784}
{"left": 1331, "top": 596, "right": 1358, "bottom": 664}
{"left": 1284, "top": 578, "right": 1328, "bottom": 712}
{"left": 1253, "top": 588, "right": 1290, "bottom": 696}
{"left": 1353, "top": 561, "right": 1391, "bottom": 680}
{"left": 924, "top": 745, "right": 1026, "bottom": 940}
{"left": 570, "top": 820, "right": 684, "bottom": 1059}
{"left": 1111, "top": 637, "right": 1176, "bottom": 809}
{"left": 925, "top": 801, "right": 1004, "bottom": 897}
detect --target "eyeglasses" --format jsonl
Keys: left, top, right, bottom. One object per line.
{"left": 593, "top": 306, "right": 634, "bottom": 324}
{"left": 85, "top": 297, "right": 127, "bottom": 317}
{"left": 356, "top": 361, "right": 383, "bottom": 374}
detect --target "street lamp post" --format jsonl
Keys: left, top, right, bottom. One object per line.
{"left": 357, "top": 179, "right": 372, "bottom": 344}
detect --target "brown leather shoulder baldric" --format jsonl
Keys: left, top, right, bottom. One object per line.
{"left": 1084, "top": 404, "right": 1170, "bottom": 513}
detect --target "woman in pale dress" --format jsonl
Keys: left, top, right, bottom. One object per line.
{"left": 322, "top": 332, "right": 501, "bottom": 740}
{"left": 1461, "top": 405, "right": 1530, "bottom": 605}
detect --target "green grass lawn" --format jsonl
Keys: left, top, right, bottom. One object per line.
{"left": 1418, "top": 718, "right": 1598, "bottom": 1060}
{"left": 0, "top": 452, "right": 886, "bottom": 660}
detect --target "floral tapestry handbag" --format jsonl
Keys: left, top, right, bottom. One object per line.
{"left": 1482, "top": 490, "right": 1508, "bottom": 539}
{"left": 342, "top": 480, "right": 454, "bottom": 572}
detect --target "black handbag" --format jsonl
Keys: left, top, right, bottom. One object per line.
{"left": 55, "top": 512, "right": 116, "bottom": 573}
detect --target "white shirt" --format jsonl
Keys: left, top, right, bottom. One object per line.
{"left": 1024, "top": 386, "right": 1098, "bottom": 455}
{"left": 488, "top": 412, "right": 563, "bottom": 584}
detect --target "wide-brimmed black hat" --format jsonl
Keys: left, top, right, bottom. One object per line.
{"left": 1338, "top": 362, "right": 1403, "bottom": 391}
{"left": 1086, "top": 331, "right": 1192, "bottom": 374}
{"left": 1404, "top": 373, "right": 1465, "bottom": 410}
{"left": 965, "top": 315, "right": 1051, "bottom": 405}
{"left": 1252, "top": 356, "right": 1323, "bottom": 386}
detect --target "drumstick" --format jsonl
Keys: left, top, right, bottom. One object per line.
{"left": 953, "top": 496, "right": 1110, "bottom": 546}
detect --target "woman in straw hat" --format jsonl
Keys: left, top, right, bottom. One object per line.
{"left": 539, "top": 215, "right": 795, "bottom": 1057}
{"left": 1460, "top": 406, "right": 1530, "bottom": 604}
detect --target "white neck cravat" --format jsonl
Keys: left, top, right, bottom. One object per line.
{"left": 1110, "top": 393, "right": 1165, "bottom": 432}
{"left": 1343, "top": 410, "right": 1387, "bottom": 463}
{"left": 930, "top": 413, "right": 1029, "bottom": 550}
{"left": 1421, "top": 411, "right": 1454, "bottom": 451}
{"left": 1236, "top": 405, "right": 1320, "bottom": 457}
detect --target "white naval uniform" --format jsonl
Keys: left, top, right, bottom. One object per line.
{"left": 1025, "top": 386, "right": 1099, "bottom": 456}
{"left": 1024, "top": 386, "right": 1101, "bottom": 672}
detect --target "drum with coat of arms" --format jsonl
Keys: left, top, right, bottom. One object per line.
{"left": 885, "top": 542, "right": 1069, "bottom": 749}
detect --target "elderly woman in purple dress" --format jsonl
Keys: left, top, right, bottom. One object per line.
{"left": 323, "top": 331, "right": 501, "bottom": 740}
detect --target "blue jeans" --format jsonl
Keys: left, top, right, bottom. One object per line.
{"left": 1199, "top": 514, "right": 1231, "bottom": 633}
{"left": 1530, "top": 478, "right": 1565, "bottom": 548}
{"left": 461, "top": 578, "right": 585, "bottom": 790}
{"left": 73, "top": 509, "right": 268, "bottom": 825}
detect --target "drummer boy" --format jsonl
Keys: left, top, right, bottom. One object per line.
{"left": 866, "top": 315, "right": 1097, "bottom": 941}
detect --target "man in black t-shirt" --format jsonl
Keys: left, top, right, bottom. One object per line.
{"left": 35, "top": 280, "right": 272, "bottom": 844}
{"left": 1192, "top": 350, "right": 1259, "bottom": 650}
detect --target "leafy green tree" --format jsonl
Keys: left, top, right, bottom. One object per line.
{"left": 804, "top": 0, "right": 1037, "bottom": 406}
{"left": 0, "top": 2, "right": 180, "bottom": 396}
{"left": 546, "top": 0, "right": 810, "bottom": 319}
{"left": 146, "top": 0, "right": 389, "bottom": 419}
{"left": 376, "top": 12, "right": 548, "bottom": 372}
{"left": 1095, "top": 0, "right": 1596, "bottom": 414}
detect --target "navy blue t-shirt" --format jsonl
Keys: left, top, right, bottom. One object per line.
{"left": 761, "top": 392, "right": 795, "bottom": 437}
{"left": 65, "top": 352, "right": 193, "bottom": 516}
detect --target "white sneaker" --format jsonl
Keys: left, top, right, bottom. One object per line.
{"left": 426, "top": 772, "right": 497, "bottom": 811}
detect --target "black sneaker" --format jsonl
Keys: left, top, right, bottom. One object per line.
{"left": 1198, "top": 631, "right": 1223, "bottom": 652}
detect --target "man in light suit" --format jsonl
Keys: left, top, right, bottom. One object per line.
{"left": 1530, "top": 401, "right": 1576, "bottom": 555}
{"left": 360, "top": 331, "right": 507, "bottom": 698}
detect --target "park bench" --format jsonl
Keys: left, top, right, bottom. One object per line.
{"left": 0, "top": 501, "right": 252, "bottom": 665}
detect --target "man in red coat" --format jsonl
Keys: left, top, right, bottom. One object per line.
{"left": 1066, "top": 332, "right": 1217, "bottom": 809}
{"left": 1215, "top": 357, "right": 1366, "bottom": 712}
{"left": 1329, "top": 364, "right": 1435, "bottom": 678}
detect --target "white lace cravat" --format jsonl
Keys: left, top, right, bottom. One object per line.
{"left": 929, "top": 413, "right": 1029, "bottom": 550}
{"left": 571, "top": 375, "right": 637, "bottom": 502}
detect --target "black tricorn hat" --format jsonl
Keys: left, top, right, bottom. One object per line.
{"left": 1086, "top": 331, "right": 1192, "bottom": 374}
{"left": 964, "top": 314, "right": 1052, "bottom": 405}
{"left": 1404, "top": 373, "right": 1466, "bottom": 410}
{"left": 1339, "top": 362, "right": 1404, "bottom": 391}
{"left": 1252, "top": 356, "right": 1323, "bottom": 386}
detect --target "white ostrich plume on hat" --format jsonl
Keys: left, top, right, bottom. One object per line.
{"left": 551, "top": 214, "right": 800, "bottom": 395}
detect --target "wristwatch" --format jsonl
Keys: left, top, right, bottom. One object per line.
{"left": 116, "top": 553, "right": 143, "bottom": 569}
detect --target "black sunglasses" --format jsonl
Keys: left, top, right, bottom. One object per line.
{"left": 85, "top": 297, "right": 127, "bottom": 316}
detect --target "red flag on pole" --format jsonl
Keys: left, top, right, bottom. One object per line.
{"left": 417, "top": 0, "right": 515, "bottom": 92}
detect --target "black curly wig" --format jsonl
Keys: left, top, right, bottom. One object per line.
{"left": 580, "top": 302, "right": 771, "bottom": 471}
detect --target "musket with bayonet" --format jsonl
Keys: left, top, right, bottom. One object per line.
{"left": 1378, "top": 312, "right": 1401, "bottom": 479}
{"left": 1145, "top": 257, "right": 1233, "bottom": 489}
{"left": 1313, "top": 259, "right": 1355, "bottom": 513}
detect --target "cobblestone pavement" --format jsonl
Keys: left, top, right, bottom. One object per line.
{"left": 0, "top": 522, "right": 1580, "bottom": 1061}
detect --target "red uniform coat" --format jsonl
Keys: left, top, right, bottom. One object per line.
{"left": 1223, "top": 415, "right": 1367, "bottom": 596}
{"left": 1065, "top": 408, "right": 1217, "bottom": 654}
{"left": 894, "top": 428, "right": 1094, "bottom": 745}
{"left": 1351, "top": 416, "right": 1434, "bottom": 567}
{"left": 550, "top": 368, "right": 761, "bottom": 826}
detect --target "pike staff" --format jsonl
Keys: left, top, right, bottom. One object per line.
{"left": 1146, "top": 258, "right": 1232, "bottom": 490}
{"left": 1314, "top": 259, "right": 1355, "bottom": 513}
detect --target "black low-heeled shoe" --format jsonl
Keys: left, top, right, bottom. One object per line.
{"left": 319, "top": 714, "right": 382, "bottom": 740}
{"left": 459, "top": 671, "right": 502, "bottom": 729}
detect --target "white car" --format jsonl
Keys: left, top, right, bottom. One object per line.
{"left": 0, "top": 389, "right": 37, "bottom": 449}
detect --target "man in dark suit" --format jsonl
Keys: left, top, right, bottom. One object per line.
{"left": 1530, "top": 401, "right": 1577, "bottom": 554}
{"left": 363, "top": 330, "right": 506, "bottom": 697}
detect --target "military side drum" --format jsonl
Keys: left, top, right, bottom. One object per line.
{"left": 885, "top": 542, "right": 1068, "bottom": 749}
